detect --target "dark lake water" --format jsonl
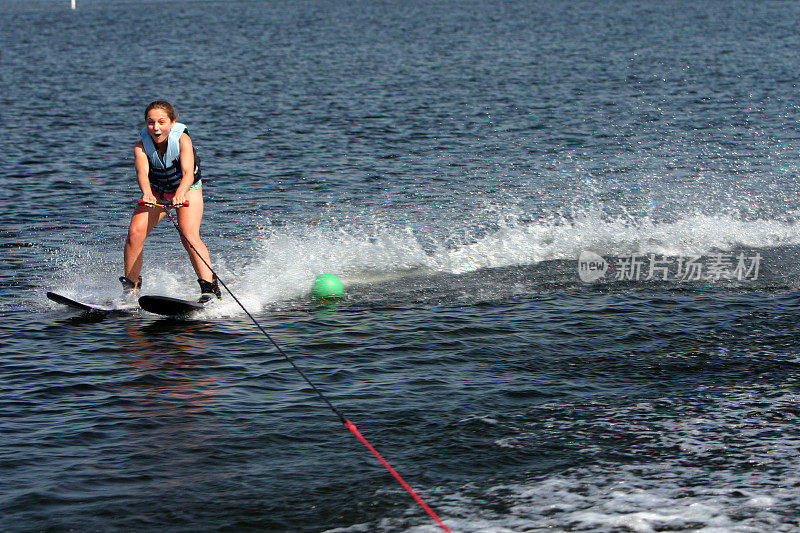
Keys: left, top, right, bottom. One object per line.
{"left": 3, "top": 0, "right": 800, "bottom": 531}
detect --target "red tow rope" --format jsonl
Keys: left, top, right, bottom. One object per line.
{"left": 345, "top": 420, "right": 452, "bottom": 532}
{"left": 154, "top": 203, "right": 453, "bottom": 532}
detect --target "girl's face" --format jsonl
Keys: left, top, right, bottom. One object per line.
{"left": 146, "top": 108, "right": 175, "bottom": 145}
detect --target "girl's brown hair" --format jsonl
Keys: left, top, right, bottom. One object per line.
{"left": 144, "top": 100, "right": 178, "bottom": 121}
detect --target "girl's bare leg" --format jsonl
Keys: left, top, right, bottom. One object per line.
{"left": 124, "top": 203, "right": 165, "bottom": 285}
{"left": 176, "top": 187, "right": 214, "bottom": 282}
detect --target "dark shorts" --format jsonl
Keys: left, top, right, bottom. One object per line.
{"left": 152, "top": 180, "right": 203, "bottom": 202}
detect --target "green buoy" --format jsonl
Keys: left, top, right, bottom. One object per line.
{"left": 312, "top": 273, "right": 344, "bottom": 299}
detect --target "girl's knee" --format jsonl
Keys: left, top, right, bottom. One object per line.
{"left": 180, "top": 232, "right": 204, "bottom": 249}
{"left": 177, "top": 219, "right": 201, "bottom": 238}
{"left": 179, "top": 227, "right": 201, "bottom": 240}
{"left": 127, "top": 223, "right": 148, "bottom": 245}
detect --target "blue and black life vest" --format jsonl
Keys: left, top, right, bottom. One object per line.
{"left": 140, "top": 122, "right": 201, "bottom": 193}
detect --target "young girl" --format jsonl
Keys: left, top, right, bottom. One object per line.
{"left": 121, "top": 100, "right": 220, "bottom": 302}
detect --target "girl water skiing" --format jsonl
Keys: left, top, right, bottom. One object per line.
{"left": 121, "top": 100, "right": 220, "bottom": 302}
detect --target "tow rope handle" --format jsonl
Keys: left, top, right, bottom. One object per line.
{"left": 138, "top": 199, "right": 190, "bottom": 209}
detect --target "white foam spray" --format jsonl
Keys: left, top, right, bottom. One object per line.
{"left": 41, "top": 209, "right": 800, "bottom": 315}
